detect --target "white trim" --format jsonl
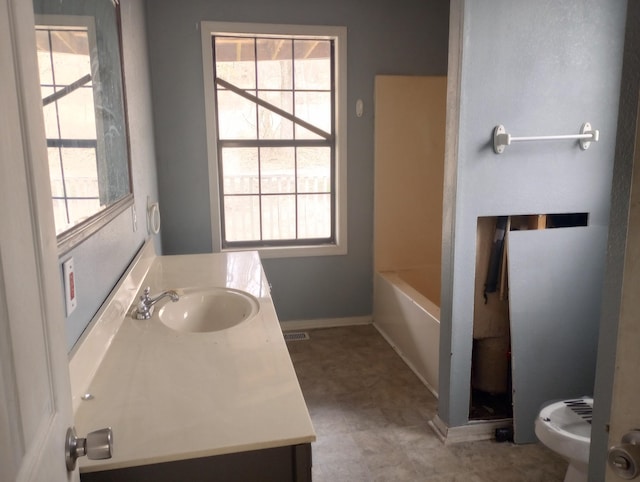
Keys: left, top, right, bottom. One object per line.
{"left": 237, "top": 243, "right": 344, "bottom": 259}
{"left": 201, "top": 21, "right": 347, "bottom": 259}
{"left": 279, "top": 316, "right": 371, "bottom": 332}
{"left": 428, "top": 414, "right": 512, "bottom": 445}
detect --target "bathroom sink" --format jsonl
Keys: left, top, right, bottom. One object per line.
{"left": 157, "top": 287, "right": 259, "bottom": 333}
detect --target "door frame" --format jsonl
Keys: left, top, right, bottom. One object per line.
{"left": 591, "top": 3, "right": 639, "bottom": 480}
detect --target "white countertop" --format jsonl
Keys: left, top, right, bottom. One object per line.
{"left": 74, "top": 251, "right": 315, "bottom": 473}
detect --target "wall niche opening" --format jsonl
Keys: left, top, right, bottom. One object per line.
{"left": 470, "top": 212, "right": 589, "bottom": 422}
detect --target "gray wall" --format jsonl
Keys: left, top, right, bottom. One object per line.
{"left": 144, "top": 0, "right": 450, "bottom": 321}
{"left": 63, "top": 0, "right": 161, "bottom": 350}
{"left": 440, "top": 0, "right": 626, "bottom": 429}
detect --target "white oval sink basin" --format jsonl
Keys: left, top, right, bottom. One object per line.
{"left": 157, "top": 288, "right": 259, "bottom": 333}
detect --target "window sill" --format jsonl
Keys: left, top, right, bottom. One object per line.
{"left": 222, "top": 242, "right": 347, "bottom": 259}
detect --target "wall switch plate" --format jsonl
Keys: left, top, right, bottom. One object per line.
{"left": 62, "top": 258, "right": 77, "bottom": 316}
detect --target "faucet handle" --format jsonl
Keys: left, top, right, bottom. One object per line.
{"left": 135, "top": 288, "right": 152, "bottom": 320}
{"left": 140, "top": 286, "right": 151, "bottom": 301}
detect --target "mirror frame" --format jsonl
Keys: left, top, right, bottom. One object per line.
{"left": 36, "top": 2, "right": 134, "bottom": 256}
{"left": 57, "top": 193, "right": 133, "bottom": 255}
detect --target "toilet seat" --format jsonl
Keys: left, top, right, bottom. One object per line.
{"left": 535, "top": 398, "right": 592, "bottom": 481}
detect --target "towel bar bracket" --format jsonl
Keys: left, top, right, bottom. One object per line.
{"left": 493, "top": 125, "right": 509, "bottom": 154}
{"left": 492, "top": 122, "right": 599, "bottom": 154}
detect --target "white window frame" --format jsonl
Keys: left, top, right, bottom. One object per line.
{"left": 201, "top": 21, "right": 347, "bottom": 258}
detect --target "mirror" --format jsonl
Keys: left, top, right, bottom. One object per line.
{"left": 33, "top": 0, "right": 132, "bottom": 254}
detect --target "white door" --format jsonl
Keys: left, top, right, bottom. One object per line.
{"left": 0, "top": 0, "right": 76, "bottom": 480}
{"left": 605, "top": 105, "right": 640, "bottom": 480}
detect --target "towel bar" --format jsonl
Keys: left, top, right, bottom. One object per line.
{"left": 492, "top": 122, "right": 599, "bottom": 154}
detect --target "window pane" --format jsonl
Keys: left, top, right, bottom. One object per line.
{"left": 216, "top": 90, "right": 257, "bottom": 139}
{"left": 294, "top": 40, "right": 331, "bottom": 91}
{"left": 297, "top": 147, "right": 331, "bottom": 193}
{"left": 257, "top": 38, "right": 292, "bottom": 90}
{"left": 294, "top": 91, "right": 331, "bottom": 139}
{"left": 260, "top": 147, "right": 295, "bottom": 194}
{"left": 257, "top": 91, "right": 293, "bottom": 139}
{"left": 47, "top": 148, "right": 64, "bottom": 197}
{"left": 262, "top": 195, "right": 296, "bottom": 240}
{"left": 61, "top": 148, "right": 99, "bottom": 198}
{"left": 215, "top": 36, "right": 256, "bottom": 89}
{"left": 52, "top": 199, "right": 68, "bottom": 235}
{"left": 42, "top": 87, "right": 59, "bottom": 138}
{"left": 57, "top": 87, "right": 97, "bottom": 139}
{"left": 50, "top": 30, "right": 91, "bottom": 86}
{"left": 35, "top": 31, "right": 53, "bottom": 85}
{"left": 224, "top": 195, "right": 260, "bottom": 241}
{"left": 298, "top": 194, "right": 331, "bottom": 238}
{"left": 67, "top": 198, "right": 102, "bottom": 226}
{"left": 222, "top": 148, "right": 259, "bottom": 194}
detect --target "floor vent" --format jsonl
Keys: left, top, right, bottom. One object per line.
{"left": 284, "top": 332, "right": 310, "bottom": 342}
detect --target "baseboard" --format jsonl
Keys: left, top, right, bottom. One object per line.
{"left": 279, "top": 316, "right": 372, "bottom": 332}
{"left": 429, "top": 414, "right": 512, "bottom": 445}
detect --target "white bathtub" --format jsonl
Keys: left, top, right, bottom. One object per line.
{"left": 373, "top": 269, "right": 440, "bottom": 397}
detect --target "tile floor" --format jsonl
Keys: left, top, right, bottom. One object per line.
{"left": 286, "top": 325, "right": 568, "bottom": 482}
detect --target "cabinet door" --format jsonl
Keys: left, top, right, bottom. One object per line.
{"left": 508, "top": 226, "right": 607, "bottom": 443}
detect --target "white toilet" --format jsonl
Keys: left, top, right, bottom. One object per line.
{"left": 534, "top": 397, "right": 592, "bottom": 482}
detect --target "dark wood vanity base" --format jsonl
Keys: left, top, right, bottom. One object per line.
{"left": 81, "top": 443, "right": 312, "bottom": 482}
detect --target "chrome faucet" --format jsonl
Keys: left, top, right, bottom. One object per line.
{"left": 134, "top": 286, "right": 179, "bottom": 320}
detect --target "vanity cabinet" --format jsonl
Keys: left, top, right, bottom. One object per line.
{"left": 71, "top": 248, "right": 315, "bottom": 481}
{"left": 81, "top": 443, "right": 311, "bottom": 482}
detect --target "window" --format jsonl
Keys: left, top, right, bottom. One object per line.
{"left": 202, "top": 22, "right": 347, "bottom": 258}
